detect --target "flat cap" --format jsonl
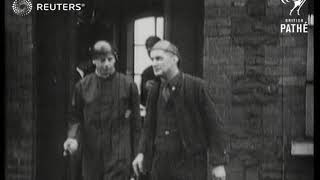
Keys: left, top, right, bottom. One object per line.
{"left": 151, "top": 40, "right": 180, "bottom": 58}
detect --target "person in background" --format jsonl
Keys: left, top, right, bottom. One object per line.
{"left": 75, "top": 61, "right": 95, "bottom": 81}
{"left": 140, "top": 36, "right": 161, "bottom": 107}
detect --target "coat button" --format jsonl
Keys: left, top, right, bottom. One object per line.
{"left": 165, "top": 130, "right": 170, "bottom": 135}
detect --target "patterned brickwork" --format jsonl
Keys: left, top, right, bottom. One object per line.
{"left": 204, "top": 0, "right": 313, "bottom": 180}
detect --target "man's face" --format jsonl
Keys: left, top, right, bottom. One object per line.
{"left": 150, "top": 49, "right": 177, "bottom": 77}
{"left": 92, "top": 54, "right": 116, "bottom": 76}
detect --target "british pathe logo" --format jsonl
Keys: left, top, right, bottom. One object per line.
{"left": 281, "top": 0, "right": 307, "bottom": 16}
{"left": 12, "top": 0, "right": 33, "bottom": 16}
{"left": 280, "top": 0, "right": 308, "bottom": 33}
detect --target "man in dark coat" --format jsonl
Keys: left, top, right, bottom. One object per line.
{"left": 64, "top": 40, "right": 141, "bottom": 180}
{"left": 132, "top": 40, "right": 228, "bottom": 180}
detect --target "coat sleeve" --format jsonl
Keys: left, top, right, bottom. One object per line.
{"left": 129, "top": 81, "right": 142, "bottom": 157}
{"left": 140, "top": 70, "right": 148, "bottom": 106}
{"left": 137, "top": 83, "right": 158, "bottom": 155}
{"left": 199, "top": 81, "right": 228, "bottom": 167}
{"left": 67, "top": 82, "right": 83, "bottom": 141}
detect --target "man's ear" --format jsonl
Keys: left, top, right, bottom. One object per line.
{"left": 173, "top": 55, "right": 179, "bottom": 64}
{"left": 92, "top": 60, "right": 97, "bottom": 65}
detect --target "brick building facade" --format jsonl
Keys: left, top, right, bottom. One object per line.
{"left": 203, "top": 0, "right": 313, "bottom": 180}
{"left": 5, "top": 0, "right": 35, "bottom": 179}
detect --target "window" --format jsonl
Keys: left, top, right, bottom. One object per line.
{"left": 133, "top": 16, "right": 164, "bottom": 94}
{"left": 305, "top": 13, "right": 314, "bottom": 137}
{"left": 291, "top": 12, "right": 314, "bottom": 156}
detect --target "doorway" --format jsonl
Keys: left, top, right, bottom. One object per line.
{"left": 34, "top": 0, "right": 203, "bottom": 179}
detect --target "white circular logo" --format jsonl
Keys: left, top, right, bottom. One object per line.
{"left": 12, "top": 0, "right": 32, "bottom": 16}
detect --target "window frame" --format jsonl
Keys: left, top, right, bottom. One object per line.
{"left": 126, "top": 12, "right": 164, "bottom": 94}
{"left": 305, "top": 13, "right": 314, "bottom": 138}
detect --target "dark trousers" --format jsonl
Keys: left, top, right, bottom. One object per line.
{"left": 150, "top": 151, "right": 207, "bottom": 180}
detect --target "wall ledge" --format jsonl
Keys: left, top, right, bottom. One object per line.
{"left": 291, "top": 140, "right": 314, "bottom": 156}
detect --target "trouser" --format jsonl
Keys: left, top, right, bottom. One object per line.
{"left": 150, "top": 151, "right": 207, "bottom": 180}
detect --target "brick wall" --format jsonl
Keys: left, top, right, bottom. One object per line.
{"left": 204, "top": 0, "right": 313, "bottom": 180}
{"left": 5, "top": 0, "right": 35, "bottom": 180}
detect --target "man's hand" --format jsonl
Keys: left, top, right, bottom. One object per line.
{"left": 212, "top": 165, "right": 226, "bottom": 180}
{"left": 132, "top": 153, "right": 144, "bottom": 177}
{"left": 145, "top": 80, "right": 156, "bottom": 91}
{"left": 63, "top": 138, "right": 78, "bottom": 155}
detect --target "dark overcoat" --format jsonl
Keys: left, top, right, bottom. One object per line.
{"left": 68, "top": 72, "right": 141, "bottom": 180}
{"left": 138, "top": 72, "right": 228, "bottom": 171}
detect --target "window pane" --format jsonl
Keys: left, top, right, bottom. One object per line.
{"left": 306, "top": 84, "right": 314, "bottom": 137}
{"left": 134, "top": 17, "right": 155, "bottom": 45}
{"left": 156, "top": 17, "right": 164, "bottom": 39}
{"left": 134, "top": 45, "right": 152, "bottom": 74}
{"left": 133, "top": 16, "right": 164, "bottom": 95}
{"left": 307, "top": 27, "right": 314, "bottom": 81}
{"left": 134, "top": 75, "right": 142, "bottom": 94}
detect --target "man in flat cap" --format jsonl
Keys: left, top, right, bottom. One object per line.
{"left": 132, "top": 40, "right": 228, "bottom": 180}
{"left": 64, "top": 40, "right": 141, "bottom": 180}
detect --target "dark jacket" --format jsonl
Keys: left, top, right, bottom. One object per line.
{"left": 68, "top": 72, "right": 141, "bottom": 180}
{"left": 140, "top": 66, "right": 159, "bottom": 106}
{"left": 138, "top": 72, "right": 228, "bottom": 170}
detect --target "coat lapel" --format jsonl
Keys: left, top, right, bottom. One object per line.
{"left": 147, "top": 82, "right": 160, "bottom": 113}
{"left": 167, "top": 73, "right": 184, "bottom": 106}
{"left": 145, "top": 81, "right": 160, "bottom": 137}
